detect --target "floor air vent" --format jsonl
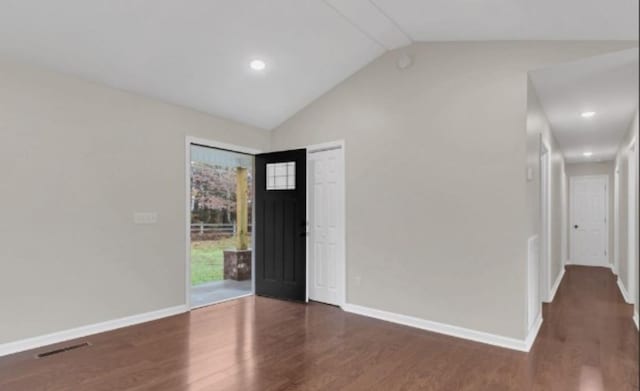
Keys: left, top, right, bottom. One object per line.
{"left": 36, "top": 342, "right": 91, "bottom": 358}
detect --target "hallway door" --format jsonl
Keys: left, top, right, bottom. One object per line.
{"left": 570, "top": 175, "right": 608, "bottom": 267}
{"left": 308, "top": 145, "right": 345, "bottom": 306}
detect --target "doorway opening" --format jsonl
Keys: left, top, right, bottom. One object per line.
{"left": 527, "top": 49, "right": 638, "bottom": 330}
{"left": 185, "top": 139, "right": 347, "bottom": 309}
{"left": 186, "top": 139, "right": 257, "bottom": 309}
{"left": 540, "top": 143, "right": 551, "bottom": 302}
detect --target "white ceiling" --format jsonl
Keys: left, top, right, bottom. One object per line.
{"left": 530, "top": 49, "right": 639, "bottom": 163}
{"left": 374, "top": 0, "right": 639, "bottom": 41}
{"left": 0, "top": 1, "right": 638, "bottom": 129}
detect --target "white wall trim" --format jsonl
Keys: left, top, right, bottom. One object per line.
{"left": 0, "top": 305, "right": 187, "bottom": 358}
{"left": 633, "top": 311, "right": 639, "bottom": 331}
{"left": 611, "top": 262, "right": 618, "bottom": 275}
{"left": 343, "top": 303, "right": 540, "bottom": 352}
{"left": 527, "top": 234, "right": 540, "bottom": 332}
{"left": 626, "top": 140, "right": 637, "bottom": 305}
{"left": 185, "top": 136, "right": 262, "bottom": 155}
{"left": 617, "top": 277, "right": 633, "bottom": 304}
{"left": 525, "top": 313, "right": 544, "bottom": 352}
{"left": 613, "top": 163, "right": 620, "bottom": 276}
{"left": 561, "top": 171, "right": 568, "bottom": 270}
{"left": 546, "top": 267, "right": 565, "bottom": 303}
{"left": 540, "top": 146, "right": 551, "bottom": 306}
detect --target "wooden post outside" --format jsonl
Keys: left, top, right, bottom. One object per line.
{"left": 235, "top": 167, "right": 249, "bottom": 250}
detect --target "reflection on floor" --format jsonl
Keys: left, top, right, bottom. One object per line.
{"left": 0, "top": 266, "right": 637, "bottom": 390}
{"left": 191, "top": 279, "right": 252, "bottom": 307}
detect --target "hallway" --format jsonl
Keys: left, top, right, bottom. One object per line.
{"left": 0, "top": 266, "right": 637, "bottom": 390}
{"left": 531, "top": 265, "right": 638, "bottom": 390}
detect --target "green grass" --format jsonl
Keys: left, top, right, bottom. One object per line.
{"left": 191, "top": 237, "right": 237, "bottom": 285}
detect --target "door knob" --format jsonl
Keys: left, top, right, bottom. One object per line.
{"left": 574, "top": 225, "right": 579, "bottom": 229}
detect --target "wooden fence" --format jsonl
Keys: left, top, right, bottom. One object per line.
{"left": 190, "top": 223, "right": 252, "bottom": 235}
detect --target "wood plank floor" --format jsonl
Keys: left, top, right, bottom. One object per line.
{"left": 0, "top": 266, "right": 637, "bottom": 390}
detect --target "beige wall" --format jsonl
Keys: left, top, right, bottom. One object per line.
{"left": 0, "top": 58, "right": 270, "bottom": 344}
{"left": 272, "top": 41, "right": 636, "bottom": 339}
{"left": 565, "top": 161, "right": 615, "bottom": 264}
{"left": 615, "top": 110, "right": 639, "bottom": 314}
{"left": 1, "top": 41, "right": 637, "bottom": 346}
{"left": 526, "top": 80, "right": 567, "bottom": 310}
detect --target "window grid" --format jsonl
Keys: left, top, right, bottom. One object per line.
{"left": 267, "top": 162, "right": 295, "bottom": 190}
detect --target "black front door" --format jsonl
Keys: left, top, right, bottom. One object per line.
{"left": 255, "top": 149, "right": 306, "bottom": 301}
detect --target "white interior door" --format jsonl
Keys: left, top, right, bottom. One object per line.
{"left": 570, "top": 176, "right": 608, "bottom": 267}
{"left": 308, "top": 146, "right": 345, "bottom": 306}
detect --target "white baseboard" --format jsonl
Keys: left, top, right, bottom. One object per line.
{"left": 634, "top": 311, "right": 639, "bottom": 331}
{"left": 524, "top": 313, "right": 543, "bottom": 352}
{"left": 0, "top": 305, "right": 187, "bottom": 357}
{"left": 343, "top": 303, "right": 539, "bottom": 352}
{"left": 617, "top": 278, "right": 633, "bottom": 304}
{"left": 546, "top": 268, "right": 565, "bottom": 303}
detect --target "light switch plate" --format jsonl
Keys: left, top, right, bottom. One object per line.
{"left": 526, "top": 167, "right": 534, "bottom": 181}
{"left": 134, "top": 212, "right": 158, "bottom": 224}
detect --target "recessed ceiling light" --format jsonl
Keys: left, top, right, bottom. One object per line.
{"left": 583, "top": 152, "right": 593, "bottom": 157}
{"left": 249, "top": 59, "right": 266, "bottom": 71}
{"left": 581, "top": 111, "right": 596, "bottom": 118}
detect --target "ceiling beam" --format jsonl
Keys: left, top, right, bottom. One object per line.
{"left": 323, "top": 0, "right": 412, "bottom": 51}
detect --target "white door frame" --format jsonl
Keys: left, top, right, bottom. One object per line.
{"left": 305, "top": 140, "right": 346, "bottom": 308}
{"left": 561, "top": 170, "right": 568, "bottom": 268}
{"left": 568, "top": 174, "right": 609, "bottom": 267}
{"left": 627, "top": 140, "right": 637, "bottom": 304}
{"left": 184, "top": 136, "right": 262, "bottom": 310}
{"left": 540, "top": 145, "right": 551, "bottom": 302}
{"left": 613, "top": 164, "right": 620, "bottom": 275}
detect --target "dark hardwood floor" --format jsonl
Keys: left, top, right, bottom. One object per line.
{"left": 0, "top": 266, "right": 637, "bottom": 390}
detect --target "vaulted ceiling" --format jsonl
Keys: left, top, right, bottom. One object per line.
{"left": 530, "top": 48, "right": 639, "bottom": 163}
{"left": 0, "top": 0, "right": 638, "bottom": 129}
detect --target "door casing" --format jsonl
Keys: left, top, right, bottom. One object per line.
{"left": 614, "top": 165, "right": 620, "bottom": 274}
{"left": 184, "top": 136, "right": 262, "bottom": 310}
{"left": 626, "top": 141, "right": 637, "bottom": 304}
{"left": 184, "top": 137, "right": 347, "bottom": 309}
{"left": 540, "top": 147, "right": 551, "bottom": 302}
{"left": 306, "top": 140, "right": 346, "bottom": 307}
